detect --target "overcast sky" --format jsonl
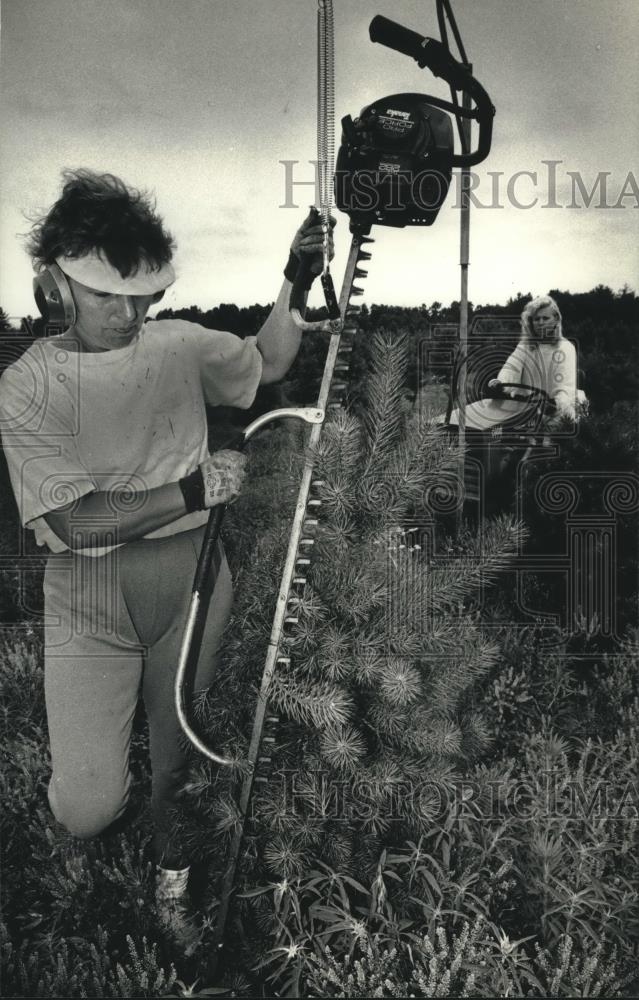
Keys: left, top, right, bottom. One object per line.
{"left": 1, "top": 0, "right": 637, "bottom": 320}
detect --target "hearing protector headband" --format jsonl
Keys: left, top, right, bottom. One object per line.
{"left": 33, "top": 254, "right": 176, "bottom": 333}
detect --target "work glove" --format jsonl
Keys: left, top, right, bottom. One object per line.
{"left": 200, "top": 450, "right": 247, "bottom": 506}
{"left": 284, "top": 207, "right": 337, "bottom": 287}
{"left": 179, "top": 450, "right": 247, "bottom": 513}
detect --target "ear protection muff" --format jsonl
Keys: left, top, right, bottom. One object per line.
{"left": 33, "top": 263, "right": 168, "bottom": 333}
{"left": 33, "top": 262, "right": 76, "bottom": 333}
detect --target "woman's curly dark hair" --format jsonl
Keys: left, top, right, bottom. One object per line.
{"left": 26, "top": 169, "right": 176, "bottom": 277}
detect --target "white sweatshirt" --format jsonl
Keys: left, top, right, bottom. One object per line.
{"left": 497, "top": 337, "right": 578, "bottom": 417}
{"left": 0, "top": 319, "right": 262, "bottom": 555}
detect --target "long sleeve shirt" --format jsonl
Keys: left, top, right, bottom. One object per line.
{"left": 498, "top": 338, "right": 578, "bottom": 417}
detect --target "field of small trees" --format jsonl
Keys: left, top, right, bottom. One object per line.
{"left": 1, "top": 286, "right": 637, "bottom": 997}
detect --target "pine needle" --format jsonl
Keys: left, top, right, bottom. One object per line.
{"left": 320, "top": 725, "right": 367, "bottom": 773}
{"left": 269, "top": 675, "right": 354, "bottom": 731}
{"left": 362, "top": 330, "right": 410, "bottom": 473}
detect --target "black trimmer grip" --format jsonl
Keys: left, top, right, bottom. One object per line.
{"left": 370, "top": 13, "right": 495, "bottom": 168}
{"left": 193, "top": 505, "right": 225, "bottom": 594}
{"left": 369, "top": 14, "right": 427, "bottom": 61}
{"left": 370, "top": 15, "right": 469, "bottom": 88}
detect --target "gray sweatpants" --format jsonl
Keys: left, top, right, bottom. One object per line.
{"left": 42, "top": 525, "right": 232, "bottom": 862}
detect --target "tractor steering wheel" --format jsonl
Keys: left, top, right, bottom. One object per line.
{"left": 487, "top": 382, "right": 555, "bottom": 411}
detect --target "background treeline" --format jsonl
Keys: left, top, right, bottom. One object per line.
{"left": 155, "top": 283, "right": 638, "bottom": 414}
{"left": 0, "top": 284, "right": 637, "bottom": 628}
{"left": 3, "top": 281, "right": 637, "bottom": 404}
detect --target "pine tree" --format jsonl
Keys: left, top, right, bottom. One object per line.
{"left": 214, "top": 328, "right": 524, "bottom": 881}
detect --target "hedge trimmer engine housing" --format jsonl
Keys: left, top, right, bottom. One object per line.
{"left": 336, "top": 92, "right": 455, "bottom": 233}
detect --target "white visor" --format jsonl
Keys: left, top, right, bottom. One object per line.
{"left": 55, "top": 250, "right": 175, "bottom": 295}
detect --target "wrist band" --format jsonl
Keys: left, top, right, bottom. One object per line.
{"left": 178, "top": 467, "right": 205, "bottom": 513}
{"left": 284, "top": 250, "right": 318, "bottom": 290}
{"left": 284, "top": 251, "right": 299, "bottom": 283}
{"left": 297, "top": 261, "right": 317, "bottom": 291}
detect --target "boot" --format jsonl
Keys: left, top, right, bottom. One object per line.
{"left": 155, "top": 865, "right": 202, "bottom": 957}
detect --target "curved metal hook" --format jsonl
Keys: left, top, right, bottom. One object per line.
{"left": 175, "top": 406, "right": 325, "bottom": 766}
{"left": 289, "top": 307, "right": 342, "bottom": 334}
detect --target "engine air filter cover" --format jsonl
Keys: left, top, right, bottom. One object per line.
{"left": 335, "top": 93, "right": 455, "bottom": 234}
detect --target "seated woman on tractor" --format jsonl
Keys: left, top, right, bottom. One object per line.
{"left": 489, "top": 294, "right": 586, "bottom": 423}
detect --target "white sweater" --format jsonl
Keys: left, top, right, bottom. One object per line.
{"left": 498, "top": 337, "right": 578, "bottom": 417}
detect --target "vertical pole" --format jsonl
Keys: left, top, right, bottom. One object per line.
{"left": 456, "top": 84, "right": 472, "bottom": 535}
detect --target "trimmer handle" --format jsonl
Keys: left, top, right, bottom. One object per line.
{"left": 289, "top": 231, "right": 341, "bottom": 332}
{"left": 191, "top": 431, "right": 245, "bottom": 594}
{"left": 369, "top": 14, "right": 494, "bottom": 167}
{"left": 370, "top": 15, "right": 467, "bottom": 84}
{"left": 176, "top": 408, "right": 324, "bottom": 767}
{"left": 290, "top": 261, "right": 340, "bottom": 321}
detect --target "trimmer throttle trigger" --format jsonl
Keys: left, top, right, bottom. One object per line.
{"left": 321, "top": 272, "right": 340, "bottom": 320}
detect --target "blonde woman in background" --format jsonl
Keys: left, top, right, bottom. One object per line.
{"left": 489, "top": 294, "right": 586, "bottom": 421}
